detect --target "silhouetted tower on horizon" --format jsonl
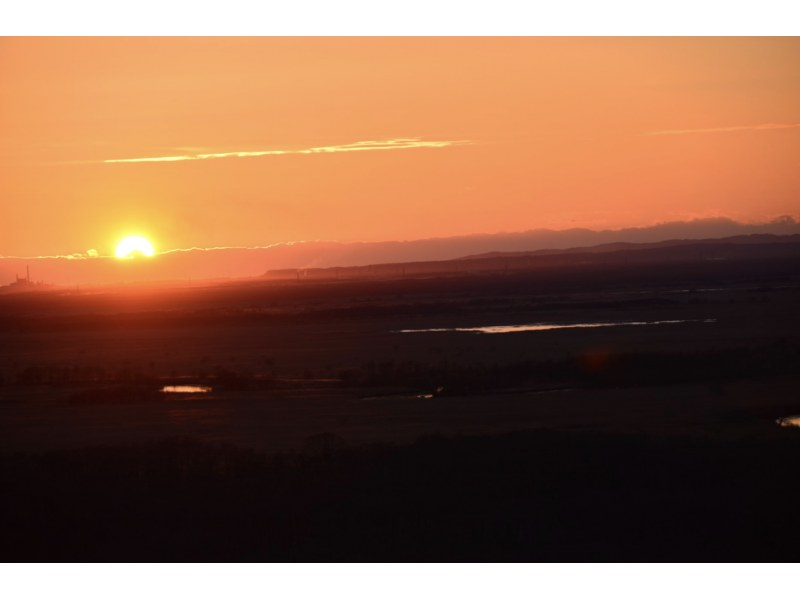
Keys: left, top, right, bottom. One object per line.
{"left": 10, "top": 265, "right": 37, "bottom": 289}
{"left": 16, "top": 265, "right": 30, "bottom": 284}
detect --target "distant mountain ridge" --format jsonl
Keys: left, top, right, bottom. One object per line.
{"left": 263, "top": 233, "right": 800, "bottom": 282}
{"left": 458, "top": 233, "right": 800, "bottom": 260}
{"left": 2, "top": 217, "right": 799, "bottom": 287}
{"left": 255, "top": 217, "right": 800, "bottom": 269}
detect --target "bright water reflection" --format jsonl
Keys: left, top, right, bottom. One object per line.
{"left": 776, "top": 416, "right": 800, "bottom": 428}
{"left": 160, "top": 385, "right": 213, "bottom": 394}
{"left": 362, "top": 393, "right": 434, "bottom": 402}
{"left": 397, "top": 319, "right": 717, "bottom": 334}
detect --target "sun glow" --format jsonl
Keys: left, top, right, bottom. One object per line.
{"left": 115, "top": 236, "right": 155, "bottom": 259}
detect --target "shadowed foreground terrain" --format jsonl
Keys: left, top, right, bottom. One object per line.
{"left": 1, "top": 246, "right": 800, "bottom": 561}
{"left": 4, "top": 430, "right": 800, "bottom": 562}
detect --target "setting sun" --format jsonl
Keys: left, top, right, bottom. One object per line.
{"left": 115, "top": 236, "right": 155, "bottom": 259}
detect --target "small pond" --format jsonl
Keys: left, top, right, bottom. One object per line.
{"left": 397, "top": 319, "right": 717, "bottom": 334}
{"left": 160, "top": 385, "right": 213, "bottom": 394}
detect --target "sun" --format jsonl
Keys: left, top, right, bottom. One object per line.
{"left": 115, "top": 235, "right": 155, "bottom": 259}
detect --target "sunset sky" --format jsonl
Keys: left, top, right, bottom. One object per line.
{"left": 1, "top": 37, "right": 799, "bottom": 259}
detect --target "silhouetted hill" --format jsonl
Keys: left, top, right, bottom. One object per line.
{"left": 459, "top": 233, "right": 800, "bottom": 260}
{"left": 263, "top": 234, "right": 800, "bottom": 281}
{"left": 254, "top": 216, "right": 800, "bottom": 270}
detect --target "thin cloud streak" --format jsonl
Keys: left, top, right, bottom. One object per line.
{"left": 157, "top": 242, "right": 311, "bottom": 255}
{"left": 104, "top": 138, "right": 473, "bottom": 164}
{"left": 645, "top": 123, "right": 800, "bottom": 136}
{"left": 0, "top": 253, "right": 101, "bottom": 260}
{"left": 0, "top": 242, "right": 321, "bottom": 260}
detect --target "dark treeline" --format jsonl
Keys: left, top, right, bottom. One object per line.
{"left": 3, "top": 429, "right": 800, "bottom": 561}
{"left": 10, "top": 364, "right": 264, "bottom": 392}
{"left": 342, "top": 339, "right": 800, "bottom": 394}
{"left": 6, "top": 340, "right": 800, "bottom": 404}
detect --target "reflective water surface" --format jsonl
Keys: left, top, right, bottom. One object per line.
{"left": 397, "top": 319, "right": 717, "bottom": 334}
{"left": 160, "top": 385, "right": 213, "bottom": 394}
{"left": 362, "top": 393, "right": 434, "bottom": 402}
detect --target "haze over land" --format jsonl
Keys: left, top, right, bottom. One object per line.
{"left": 2, "top": 216, "right": 799, "bottom": 286}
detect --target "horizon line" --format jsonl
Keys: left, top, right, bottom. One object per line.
{"left": 2, "top": 215, "right": 798, "bottom": 261}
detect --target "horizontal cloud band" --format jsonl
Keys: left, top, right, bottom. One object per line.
{"left": 645, "top": 123, "right": 800, "bottom": 136}
{"left": 104, "top": 138, "right": 472, "bottom": 164}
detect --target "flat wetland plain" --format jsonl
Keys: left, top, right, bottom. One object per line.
{"left": 2, "top": 256, "right": 800, "bottom": 560}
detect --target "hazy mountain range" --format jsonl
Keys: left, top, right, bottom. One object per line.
{"left": 263, "top": 234, "right": 800, "bottom": 282}
{"left": 258, "top": 216, "right": 800, "bottom": 271}
{"left": 2, "top": 216, "right": 799, "bottom": 287}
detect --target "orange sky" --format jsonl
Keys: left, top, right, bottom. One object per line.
{"left": 1, "top": 37, "right": 799, "bottom": 258}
